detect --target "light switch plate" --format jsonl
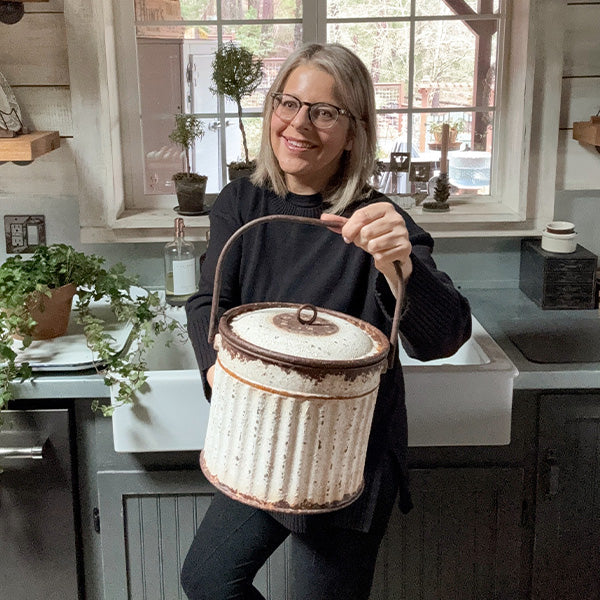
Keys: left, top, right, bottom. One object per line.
{"left": 4, "top": 215, "right": 46, "bottom": 253}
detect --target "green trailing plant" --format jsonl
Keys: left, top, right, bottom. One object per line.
{"left": 169, "top": 113, "right": 206, "bottom": 182}
{"left": 0, "top": 244, "right": 184, "bottom": 418}
{"left": 210, "top": 42, "right": 263, "bottom": 166}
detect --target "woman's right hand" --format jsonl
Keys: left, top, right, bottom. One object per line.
{"left": 206, "top": 364, "right": 215, "bottom": 388}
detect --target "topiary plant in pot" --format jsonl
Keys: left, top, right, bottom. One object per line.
{"left": 0, "top": 244, "right": 182, "bottom": 418}
{"left": 169, "top": 113, "right": 207, "bottom": 215}
{"left": 210, "top": 42, "right": 263, "bottom": 180}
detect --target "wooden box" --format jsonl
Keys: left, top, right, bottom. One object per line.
{"left": 519, "top": 239, "right": 598, "bottom": 309}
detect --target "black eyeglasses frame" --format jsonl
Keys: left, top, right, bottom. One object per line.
{"left": 270, "top": 92, "right": 355, "bottom": 129}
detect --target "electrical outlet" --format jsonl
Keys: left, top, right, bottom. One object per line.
{"left": 4, "top": 215, "right": 46, "bottom": 254}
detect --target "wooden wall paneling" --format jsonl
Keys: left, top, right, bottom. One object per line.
{"left": 14, "top": 86, "right": 73, "bottom": 135}
{"left": 0, "top": 140, "right": 78, "bottom": 196}
{"left": 563, "top": 5, "right": 600, "bottom": 77}
{"left": 0, "top": 14, "right": 69, "bottom": 85}
{"left": 64, "top": 0, "right": 126, "bottom": 231}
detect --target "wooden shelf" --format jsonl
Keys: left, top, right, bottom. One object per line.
{"left": 0, "top": 131, "right": 60, "bottom": 162}
{"left": 572, "top": 116, "right": 600, "bottom": 148}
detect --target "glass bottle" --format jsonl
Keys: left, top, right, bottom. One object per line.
{"left": 164, "top": 217, "right": 198, "bottom": 306}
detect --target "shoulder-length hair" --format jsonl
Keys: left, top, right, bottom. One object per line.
{"left": 251, "top": 43, "right": 377, "bottom": 215}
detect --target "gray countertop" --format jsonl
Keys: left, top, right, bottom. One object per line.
{"left": 9, "top": 287, "right": 600, "bottom": 401}
{"left": 464, "top": 287, "right": 600, "bottom": 390}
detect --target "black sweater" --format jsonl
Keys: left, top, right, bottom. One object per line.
{"left": 186, "top": 177, "right": 471, "bottom": 532}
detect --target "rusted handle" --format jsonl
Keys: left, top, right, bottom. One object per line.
{"left": 208, "top": 214, "right": 405, "bottom": 370}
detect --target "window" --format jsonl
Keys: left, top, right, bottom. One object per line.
{"left": 68, "top": 0, "right": 557, "bottom": 240}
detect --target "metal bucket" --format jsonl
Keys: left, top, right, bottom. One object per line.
{"left": 200, "top": 215, "right": 404, "bottom": 513}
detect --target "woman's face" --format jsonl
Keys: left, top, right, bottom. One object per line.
{"left": 270, "top": 65, "right": 353, "bottom": 195}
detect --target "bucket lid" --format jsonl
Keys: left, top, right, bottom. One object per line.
{"left": 219, "top": 303, "right": 389, "bottom": 365}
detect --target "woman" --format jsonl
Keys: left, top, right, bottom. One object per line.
{"left": 182, "top": 43, "right": 471, "bottom": 600}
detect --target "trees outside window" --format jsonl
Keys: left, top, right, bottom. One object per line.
{"left": 131, "top": 0, "right": 501, "bottom": 199}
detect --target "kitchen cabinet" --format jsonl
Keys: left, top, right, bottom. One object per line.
{"left": 371, "top": 467, "right": 524, "bottom": 599}
{"left": 76, "top": 396, "right": 535, "bottom": 600}
{"left": 531, "top": 393, "right": 600, "bottom": 600}
{"left": 19, "top": 390, "right": 597, "bottom": 599}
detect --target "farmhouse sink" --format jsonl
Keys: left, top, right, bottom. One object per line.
{"left": 111, "top": 307, "right": 517, "bottom": 452}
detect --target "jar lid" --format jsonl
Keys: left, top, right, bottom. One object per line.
{"left": 220, "top": 303, "right": 388, "bottom": 365}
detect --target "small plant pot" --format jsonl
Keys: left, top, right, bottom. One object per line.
{"left": 227, "top": 162, "right": 256, "bottom": 182}
{"left": 173, "top": 174, "right": 207, "bottom": 214}
{"left": 25, "top": 283, "right": 77, "bottom": 340}
{"left": 433, "top": 128, "right": 458, "bottom": 145}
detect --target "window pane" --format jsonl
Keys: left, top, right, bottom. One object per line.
{"left": 413, "top": 19, "right": 497, "bottom": 110}
{"left": 135, "top": 0, "right": 302, "bottom": 22}
{"left": 220, "top": 0, "right": 301, "bottom": 20}
{"left": 412, "top": 111, "right": 493, "bottom": 196}
{"left": 328, "top": 0, "right": 410, "bottom": 19}
{"left": 226, "top": 116, "right": 263, "bottom": 165}
{"left": 223, "top": 24, "right": 302, "bottom": 111}
{"left": 376, "top": 113, "right": 410, "bottom": 161}
{"left": 415, "top": 0, "right": 500, "bottom": 17}
{"left": 327, "top": 22, "right": 410, "bottom": 110}
{"left": 135, "top": 0, "right": 190, "bottom": 22}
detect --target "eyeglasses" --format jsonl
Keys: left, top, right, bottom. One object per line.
{"left": 271, "top": 93, "right": 354, "bottom": 130}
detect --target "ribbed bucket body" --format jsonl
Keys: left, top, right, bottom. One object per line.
{"left": 200, "top": 334, "right": 384, "bottom": 513}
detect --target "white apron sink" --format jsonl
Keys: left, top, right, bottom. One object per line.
{"left": 111, "top": 309, "right": 517, "bottom": 452}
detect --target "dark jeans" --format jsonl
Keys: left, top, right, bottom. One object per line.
{"left": 180, "top": 491, "right": 393, "bottom": 600}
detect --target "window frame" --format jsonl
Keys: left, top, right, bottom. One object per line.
{"left": 64, "top": 0, "right": 563, "bottom": 242}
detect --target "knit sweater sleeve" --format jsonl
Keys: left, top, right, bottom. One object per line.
{"left": 185, "top": 183, "right": 243, "bottom": 385}
{"left": 371, "top": 203, "right": 472, "bottom": 362}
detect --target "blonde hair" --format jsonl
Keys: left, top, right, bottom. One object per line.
{"left": 251, "top": 43, "right": 377, "bottom": 214}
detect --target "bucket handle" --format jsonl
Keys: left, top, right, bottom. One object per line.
{"left": 208, "top": 214, "right": 405, "bottom": 370}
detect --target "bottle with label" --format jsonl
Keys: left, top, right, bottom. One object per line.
{"left": 164, "top": 217, "right": 199, "bottom": 306}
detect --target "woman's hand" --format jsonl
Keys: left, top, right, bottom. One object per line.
{"left": 321, "top": 202, "right": 413, "bottom": 294}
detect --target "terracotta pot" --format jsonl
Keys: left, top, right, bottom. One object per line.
{"left": 200, "top": 215, "right": 405, "bottom": 514}
{"left": 26, "top": 283, "right": 77, "bottom": 340}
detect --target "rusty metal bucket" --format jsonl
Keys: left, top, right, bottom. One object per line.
{"left": 200, "top": 215, "right": 404, "bottom": 513}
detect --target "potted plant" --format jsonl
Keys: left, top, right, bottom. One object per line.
{"left": 169, "top": 113, "right": 207, "bottom": 215}
{"left": 428, "top": 118, "right": 466, "bottom": 144}
{"left": 210, "top": 42, "right": 263, "bottom": 180}
{"left": 0, "top": 244, "right": 181, "bottom": 418}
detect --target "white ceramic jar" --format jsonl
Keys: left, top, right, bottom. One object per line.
{"left": 541, "top": 221, "right": 577, "bottom": 253}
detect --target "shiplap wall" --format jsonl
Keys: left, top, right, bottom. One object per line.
{"left": 0, "top": 0, "right": 598, "bottom": 272}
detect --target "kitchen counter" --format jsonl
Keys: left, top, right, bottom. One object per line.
{"left": 8, "top": 287, "right": 600, "bottom": 401}
{"left": 464, "top": 287, "right": 600, "bottom": 390}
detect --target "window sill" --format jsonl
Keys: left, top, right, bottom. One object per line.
{"left": 80, "top": 203, "right": 540, "bottom": 243}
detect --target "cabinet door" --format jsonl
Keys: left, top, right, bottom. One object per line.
{"left": 532, "top": 394, "right": 600, "bottom": 600}
{"left": 96, "top": 470, "right": 289, "bottom": 600}
{"left": 0, "top": 409, "right": 79, "bottom": 600}
{"left": 371, "top": 467, "right": 524, "bottom": 600}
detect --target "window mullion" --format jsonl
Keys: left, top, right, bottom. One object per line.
{"left": 303, "top": 0, "right": 323, "bottom": 43}
{"left": 406, "top": 0, "right": 416, "bottom": 157}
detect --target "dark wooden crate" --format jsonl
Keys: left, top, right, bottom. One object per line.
{"left": 519, "top": 239, "right": 598, "bottom": 309}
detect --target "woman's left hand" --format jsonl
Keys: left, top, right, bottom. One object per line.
{"left": 321, "top": 202, "right": 413, "bottom": 293}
